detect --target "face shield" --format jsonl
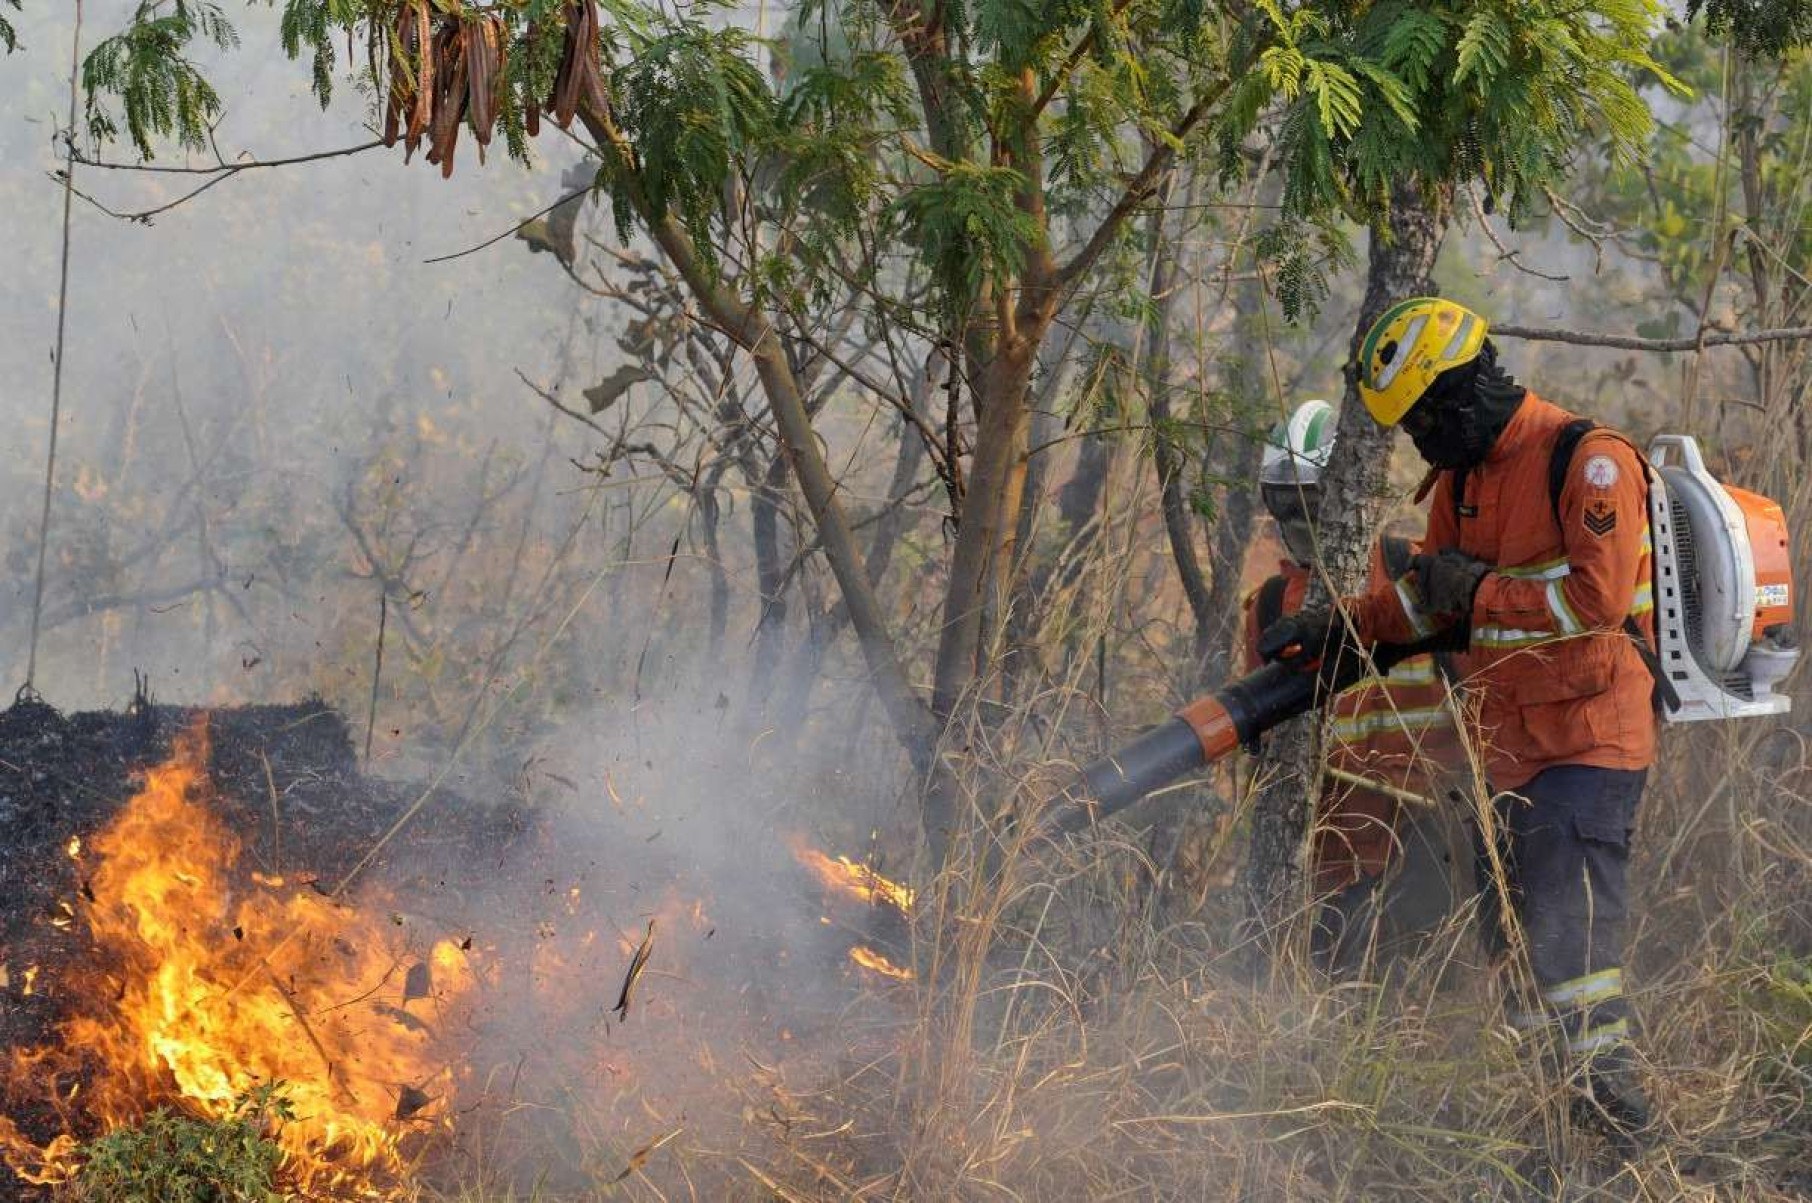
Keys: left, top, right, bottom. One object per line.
{"left": 1261, "top": 481, "right": 1321, "bottom": 565}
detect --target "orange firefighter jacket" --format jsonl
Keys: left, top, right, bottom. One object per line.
{"left": 1350, "top": 393, "right": 1657, "bottom": 791}
{"left": 1243, "top": 550, "right": 1459, "bottom": 892}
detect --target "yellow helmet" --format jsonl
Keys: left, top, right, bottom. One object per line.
{"left": 1356, "top": 297, "right": 1488, "bottom": 426}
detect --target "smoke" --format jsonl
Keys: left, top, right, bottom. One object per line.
{"left": 2, "top": 4, "right": 595, "bottom": 732}
{"left": 364, "top": 677, "right": 920, "bottom": 1193}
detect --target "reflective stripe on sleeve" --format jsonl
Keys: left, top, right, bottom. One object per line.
{"left": 1547, "top": 579, "right": 1586, "bottom": 635}
{"left": 1330, "top": 706, "right": 1452, "bottom": 742}
{"left": 1470, "top": 626, "right": 1555, "bottom": 649}
{"left": 1498, "top": 557, "right": 1571, "bottom": 581}
{"left": 1383, "top": 659, "right": 1438, "bottom": 685}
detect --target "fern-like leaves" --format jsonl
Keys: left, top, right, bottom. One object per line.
{"left": 82, "top": 1, "right": 239, "bottom": 157}
{"left": 608, "top": 24, "right": 777, "bottom": 270}
{"left": 1688, "top": 0, "right": 1812, "bottom": 56}
{"left": 889, "top": 162, "right": 1041, "bottom": 323}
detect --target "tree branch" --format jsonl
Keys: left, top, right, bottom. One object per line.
{"left": 69, "top": 138, "right": 383, "bottom": 174}
{"left": 576, "top": 100, "right": 938, "bottom": 767}
{"left": 1492, "top": 324, "right": 1812, "bottom": 352}
{"left": 1027, "top": 0, "right": 1135, "bottom": 123}
{"left": 61, "top": 139, "right": 384, "bottom": 223}
{"left": 425, "top": 184, "right": 593, "bottom": 264}
{"left": 1052, "top": 81, "right": 1231, "bottom": 303}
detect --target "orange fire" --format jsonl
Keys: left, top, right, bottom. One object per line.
{"left": 847, "top": 946, "right": 913, "bottom": 981}
{"left": 790, "top": 840, "right": 914, "bottom": 913}
{"left": 0, "top": 723, "right": 475, "bottom": 1197}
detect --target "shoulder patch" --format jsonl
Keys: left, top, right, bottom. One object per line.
{"left": 1583, "top": 498, "right": 1617, "bottom": 537}
{"left": 1582, "top": 454, "right": 1619, "bottom": 490}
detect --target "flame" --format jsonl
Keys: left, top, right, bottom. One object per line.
{"left": 0, "top": 723, "right": 475, "bottom": 1197}
{"left": 847, "top": 946, "right": 913, "bottom": 981}
{"left": 789, "top": 840, "right": 914, "bottom": 912}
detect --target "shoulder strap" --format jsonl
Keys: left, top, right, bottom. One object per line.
{"left": 1253, "top": 573, "right": 1291, "bottom": 638}
{"left": 1547, "top": 417, "right": 1598, "bottom": 531}
{"left": 1547, "top": 418, "right": 1682, "bottom": 715}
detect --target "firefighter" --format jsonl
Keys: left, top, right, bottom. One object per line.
{"left": 1246, "top": 401, "right": 1459, "bottom": 975}
{"left": 1258, "top": 297, "right": 1658, "bottom": 1152}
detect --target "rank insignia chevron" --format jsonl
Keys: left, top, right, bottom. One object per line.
{"left": 1584, "top": 502, "right": 1617, "bottom": 537}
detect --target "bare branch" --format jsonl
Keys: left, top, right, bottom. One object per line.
{"left": 61, "top": 139, "right": 384, "bottom": 223}
{"left": 425, "top": 184, "right": 593, "bottom": 264}
{"left": 69, "top": 138, "right": 383, "bottom": 175}
{"left": 1468, "top": 186, "right": 1568, "bottom": 283}
{"left": 1492, "top": 324, "right": 1812, "bottom": 352}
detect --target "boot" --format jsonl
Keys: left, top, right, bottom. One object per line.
{"left": 1569, "top": 1045, "right": 1655, "bottom": 1158}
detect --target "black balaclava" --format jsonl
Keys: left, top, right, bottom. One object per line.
{"left": 1401, "top": 338, "right": 1528, "bottom": 470}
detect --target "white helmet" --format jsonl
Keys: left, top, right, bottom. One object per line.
{"left": 1260, "top": 400, "right": 1336, "bottom": 565}
{"left": 1259, "top": 399, "right": 1336, "bottom": 489}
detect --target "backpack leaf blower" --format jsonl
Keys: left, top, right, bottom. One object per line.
{"left": 1643, "top": 434, "right": 1798, "bottom": 720}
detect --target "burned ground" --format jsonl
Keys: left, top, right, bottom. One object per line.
{"left": 0, "top": 689, "right": 925, "bottom": 1197}
{"left": 0, "top": 690, "right": 536, "bottom": 1193}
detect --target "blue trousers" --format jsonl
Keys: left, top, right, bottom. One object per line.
{"left": 1473, "top": 764, "right": 1645, "bottom": 1055}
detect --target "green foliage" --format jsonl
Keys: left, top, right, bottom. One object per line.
{"left": 606, "top": 23, "right": 776, "bottom": 268}
{"left": 1689, "top": 0, "right": 1812, "bottom": 57}
{"left": 889, "top": 161, "right": 1043, "bottom": 323}
{"left": 59, "top": 0, "right": 1711, "bottom": 366}
{"left": 772, "top": 49, "right": 915, "bottom": 245}
{"left": 1254, "top": 217, "right": 1353, "bottom": 321}
{"left": 1578, "top": 28, "right": 1812, "bottom": 324}
{"left": 1750, "top": 954, "right": 1812, "bottom": 1067}
{"left": 82, "top": 1, "right": 238, "bottom": 156}
{"left": 1215, "top": 0, "right": 1686, "bottom": 316}
{"left": 69, "top": 1085, "right": 294, "bottom": 1203}
{"left": 277, "top": 0, "right": 339, "bottom": 109}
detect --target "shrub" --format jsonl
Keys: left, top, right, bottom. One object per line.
{"left": 65, "top": 1085, "right": 293, "bottom": 1203}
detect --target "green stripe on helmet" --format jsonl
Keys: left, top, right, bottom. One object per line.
{"left": 1358, "top": 298, "right": 1427, "bottom": 383}
{"left": 1303, "top": 405, "right": 1330, "bottom": 452}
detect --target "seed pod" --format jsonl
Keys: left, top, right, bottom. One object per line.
{"left": 466, "top": 14, "right": 499, "bottom": 154}
{"left": 382, "top": 6, "right": 415, "bottom": 149}
{"left": 427, "top": 20, "right": 469, "bottom": 179}
{"left": 407, "top": 0, "right": 434, "bottom": 159}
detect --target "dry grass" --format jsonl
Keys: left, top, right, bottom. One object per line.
{"left": 716, "top": 504, "right": 1812, "bottom": 1200}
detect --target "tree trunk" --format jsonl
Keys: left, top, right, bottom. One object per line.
{"left": 1243, "top": 181, "right": 1452, "bottom": 958}
{"left": 1000, "top": 320, "right": 1089, "bottom": 699}
{"left": 1196, "top": 425, "right": 1262, "bottom": 687}
{"left": 1196, "top": 275, "right": 1281, "bottom": 688}
{"left": 698, "top": 464, "right": 732, "bottom": 664}
{"left": 1145, "top": 171, "right": 1215, "bottom": 658}
{"left": 772, "top": 382, "right": 935, "bottom": 755}
{"left": 750, "top": 454, "right": 791, "bottom": 700}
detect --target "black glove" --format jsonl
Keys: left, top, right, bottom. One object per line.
{"left": 1257, "top": 607, "right": 1336, "bottom": 668}
{"left": 1409, "top": 550, "right": 1490, "bottom": 615}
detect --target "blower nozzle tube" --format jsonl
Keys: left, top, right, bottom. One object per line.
{"left": 1049, "top": 662, "right": 1316, "bottom": 831}
{"left": 1046, "top": 637, "right": 1444, "bottom": 833}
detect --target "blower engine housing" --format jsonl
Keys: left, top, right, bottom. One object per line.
{"left": 1646, "top": 434, "right": 1798, "bottom": 722}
